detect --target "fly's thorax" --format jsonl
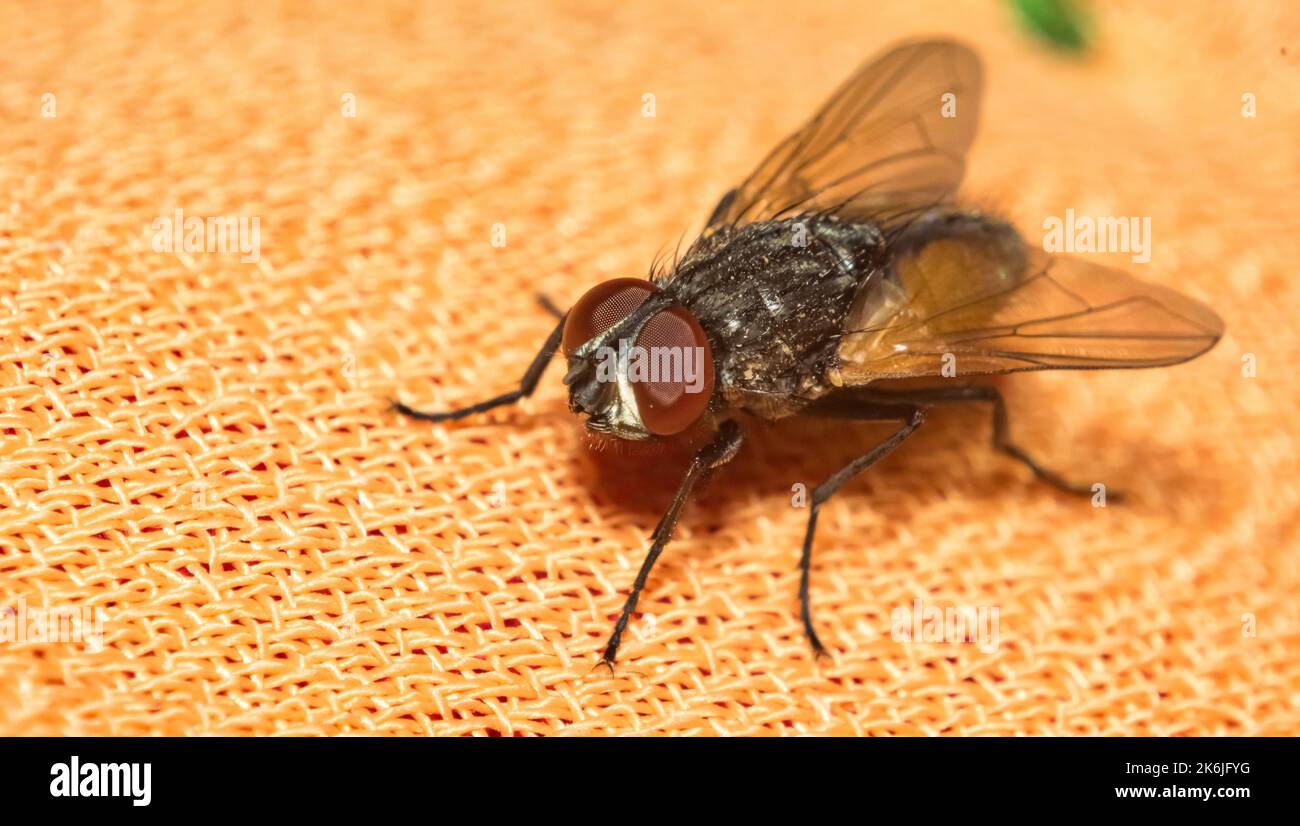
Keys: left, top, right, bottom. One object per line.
{"left": 661, "top": 215, "right": 888, "bottom": 410}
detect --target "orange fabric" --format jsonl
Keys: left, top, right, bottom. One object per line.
{"left": 0, "top": 0, "right": 1296, "bottom": 735}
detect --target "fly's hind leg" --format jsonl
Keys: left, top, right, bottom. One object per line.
{"left": 797, "top": 405, "right": 925, "bottom": 658}
{"left": 858, "top": 385, "right": 1116, "bottom": 500}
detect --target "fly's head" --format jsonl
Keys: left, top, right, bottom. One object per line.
{"left": 561, "top": 278, "right": 716, "bottom": 442}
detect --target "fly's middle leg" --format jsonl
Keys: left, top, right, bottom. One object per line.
{"left": 798, "top": 406, "right": 924, "bottom": 658}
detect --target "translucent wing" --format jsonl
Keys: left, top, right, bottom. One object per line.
{"left": 835, "top": 227, "right": 1225, "bottom": 382}
{"left": 708, "top": 39, "right": 982, "bottom": 230}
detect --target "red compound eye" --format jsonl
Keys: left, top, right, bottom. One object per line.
{"left": 561, "top": 278, "right": 656, "bottom": 355}
{"left": 631, "top": 306, "right": 715, "bottom": 436}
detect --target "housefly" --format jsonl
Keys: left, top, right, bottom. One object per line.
{"left": 394, "top": 39, "right": 1224, "bottom": 668}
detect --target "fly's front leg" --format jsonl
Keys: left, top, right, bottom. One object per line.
{"left": 799, "top": 407, "right": 924, "bottom": 657}
{"left": 392, "top": 315, "right": 565, "bottom": 423}
{"left": 597, "top": 420, "right": 744, "bottom": 671}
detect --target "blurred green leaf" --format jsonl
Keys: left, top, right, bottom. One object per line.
{"left": 1010, "top": 0, "right": 1090, "bottom": 52}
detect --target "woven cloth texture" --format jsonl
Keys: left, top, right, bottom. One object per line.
{"left": 1, "top": 0, "right": 1297, "bottom": 736}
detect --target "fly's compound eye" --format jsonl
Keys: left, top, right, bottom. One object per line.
{"left": 561, "top": 278, "right": 656, "bottom": 355}
{"left": 631, "top": 307, "right": 715, "bottom": 436}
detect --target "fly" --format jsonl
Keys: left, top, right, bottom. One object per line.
{"left": 394, "top": 39, "right": 1224, "bottom": 668}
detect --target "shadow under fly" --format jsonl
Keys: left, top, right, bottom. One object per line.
{"left": 394, "top": 39, "right": 1224, "bottom": 668}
